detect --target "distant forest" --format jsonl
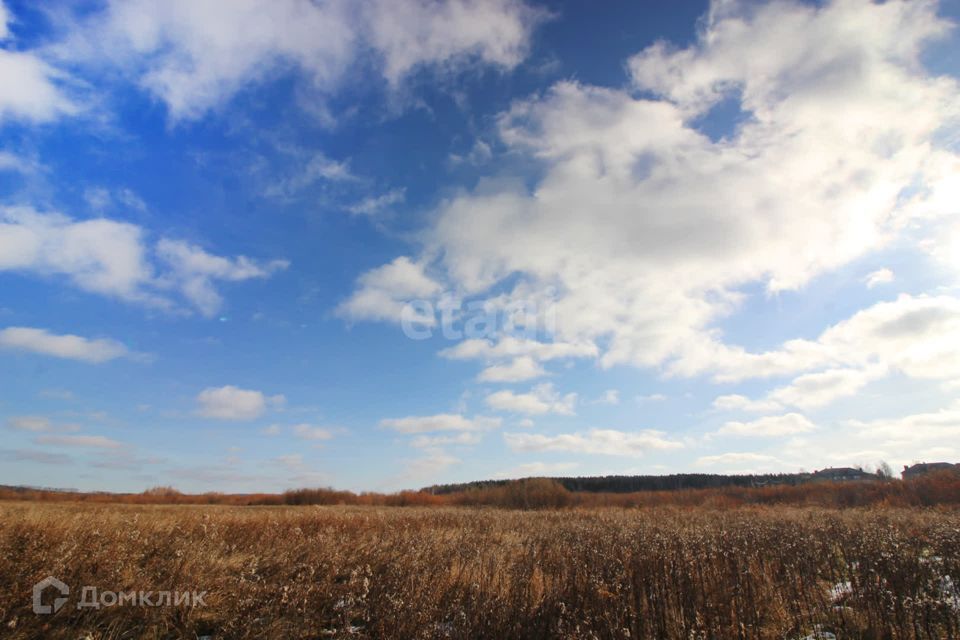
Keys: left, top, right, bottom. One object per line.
{"left": 425, "top": 473, "right": 820, "bottom": 495}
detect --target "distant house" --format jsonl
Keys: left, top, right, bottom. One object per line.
{"left": 811, "top": 467, "right": 876, "bottom": 482}
{"left": 902, "top": 462, "right": 958, "bottom": 479}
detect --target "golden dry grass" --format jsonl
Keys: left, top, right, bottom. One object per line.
{"left": 1, "top": 501, "right": 959, "bottom": 639}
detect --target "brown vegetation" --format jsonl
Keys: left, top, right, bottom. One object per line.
{"left": 1, "top": 501, "right": 959, "bottom": 639}
{"left": 3, "top": 470, "right": 960, "bottom": 509}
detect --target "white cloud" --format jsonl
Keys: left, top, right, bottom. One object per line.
{"left": 696, "top": 452, "right": 779, "bottom": 467}
{"left": 365, "top": 0, "right": 544, "bottom": 86}
{"left": 441, "top": 337, "right": 597, "bottom": 380}
{"left": 505, "top": 428, "right": 683, "bottom": 457}
{"left": 345, "top": 0, "right": 960, "bottom": 390}
{"left": 6, "top": 416, "right": 51, "bottom": 432}
{"left": 36, "top": 434, "right": 123, "bottom": 449}
{"left": 0, "top": 1, "right": 78, "bottom": 123}
{"left": 717, "top": 413, "right": 816, "bottom": 437}
{"left": 58, "top": 0, "right": 543, "bottom": 122}
{"left": 260, "top": 424, "right": 282, "bottom": 436}
{"left": 477, "top": 356, "right": 546, "bottom": 382}
{"left": 155, "top": 239, "right": 289, "bottom": 317}
{"left": 0, "top": 1, "right": 9, "bottom": 41}
{"left": 0, "top": 49, "right": 78, "bottom": 124}
{"left": 766, "top": 367, "right": 884, "bottom": 410}
{"left": 0, "top": 326, "right": 132, "bottom": 363}
{"left": 0, "top": 206, "right": 154, "bottom": 303}
{"left": 196, "top": 385, "right": 284, "bottom": 421}
{"left": 848, "top": 401, "right": 960, "bottom": 443}
{"left": 486, "top": 383, "right": 576, "bottom": 415}
{"left": 635, "top": 393, "right": 667, "bottom": 405}
{"left": 494, "top": 461, "right": 578, "bottom": 478}
{"left": 865, "top": 268, "right": 895, "bottom": 288}
{"left": 380, "top": 413, "right": 501, "bottom": 434}
{"left": 441, "top": 336, "right": 597, "bottom": 362}
{"left": 923, "top": 220, "right": 960, "bottom": 275}
{"left": 0, "top": 150, "right": 37, "bottom": 173}
{"left": 347, "top": 188, "right": 405, "bottom": 218}
{"left": 711, "top": 394, "right": 780, "bottom": 413}
{"left": 0, "top": 449, "right": 72, "bottom": 465}
{"left": 410, "top": 432, "right": 482, "bottom": 448}
{"left": 338, "top": 256, "right": 440, "bottom": 323}
{"left": 274, "top": 453, "right": 304, "bottom": 469}
{"left": 0, "top": 206, "right": 287, "bottom": 316}
{"left": 261, "top": 153, "right": 357, "bottom": 201}
{"left": 699, "top": 294, "right": 960, "bottom": 390}
{"left": 84, "top": 187, "right": 148, "bottom": 215}
{"left": 708, "top": 294, "right": 960, "bottom": 412}
{"left": 400, "top": 447, "right": 461, "bottom": 480}
{"left": 594, "top": 389, "right": 620, "bottom": 405}
{"left": 292, "top": 424, "right": 334, "bottom": 440}
{"left": 449, "top": 140, "right": 493, "bottom": 166}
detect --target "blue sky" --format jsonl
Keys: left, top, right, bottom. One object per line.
{"left": 1, "top": 0, "right": 959, "bottom": 493}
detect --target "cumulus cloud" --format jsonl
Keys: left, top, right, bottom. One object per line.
{"left": 0, "top": 206, "right": 287, "bottom": 316}
{"left": 441, "top": 337, "right": 597, "bottom": 380}
{"left": 865, "top": 268, "right": 895, "bottom": 288}
{"left": 410, "top": 432, "right": 482, "bottom": 448}
{"left": 365, "top": 0, "right": 544, "bottom": 86}
{"left": 0, "top": 1, "right": 8, "bottom": 40}
{"left": 292, "top": 424, "right": 335, "bottom": 440}
{"left": 344, "top": 0, "right": 960, "bottom": 391}
{"left": 337, "top": 256, "right": 440, "bottom": 323}
{"left": 56, "top": 0, "right": 544, "bottom": 122}
{"left": 494, "top": 461, "right": 578, "bottom": 478}
{"left": 711, "top": 394, "right": 782, "bottom": 413}
{"left": 717, "top": 413, "right": 816, "bottom": 437}
{"left": 0, "top": 206, "right": 154, "bottom": 302}
{"left": 709, "top": 294, "right": 960, "bottom": 411}
{"left": 441, "top": 337, "right": 598, "bottom": 362}
{"left": 848, "top": 401, "right": 960, "bottom": 443}
{"left": 0, "top": 326, "right": 132, "bottom": 363}
{"left": 380, "top": 413, "right": 501, "bottom": 434}
{"left": 0, "top": 1, "right": 81, "bottom": 124}
{"left": 0, "top": 150, "right": 37, "bottom": 174}
{"left": 196, "top": 385, "right": 285, "bottom": 421}
{"left": 486, "top": 383, "right": 576, "bottom": 415}
{"left": 594, "top": 389, "right": 620, "bottom": 405}
{"left": 635, "top": 393, "right": 666, "bottom": 405}
{"left": 401, "top": 448, "right": 461, "bottom": 480}
{"left": 766, "top": 367, "right": 885, "bottom": 410}
{"left": 504, "top": 428, "right": 683, "bottom": 457}
{"left": 477, "top": 356, "right": 546, "bottom": 382}
{"left": 0, "top": 48, "right": 78, "bottom": 124}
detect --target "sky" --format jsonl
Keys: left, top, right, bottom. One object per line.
{"left": 1, "top": 0, "right": 959, "bottom": 493}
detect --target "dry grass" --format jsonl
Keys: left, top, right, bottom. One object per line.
{"left": 1, "top": 502, "right": 959, "bottom": 639}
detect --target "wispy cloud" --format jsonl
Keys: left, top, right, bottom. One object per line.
{"left": 0, "top": 326, "right": 134, "bottom": 363}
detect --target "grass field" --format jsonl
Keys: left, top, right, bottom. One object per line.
{"left": 2, "top": 501, "right": 959, "bottom": 639}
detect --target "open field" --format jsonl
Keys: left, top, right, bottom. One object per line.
{"left": 2, "top": 502, "right": 959, "bottom": 639}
